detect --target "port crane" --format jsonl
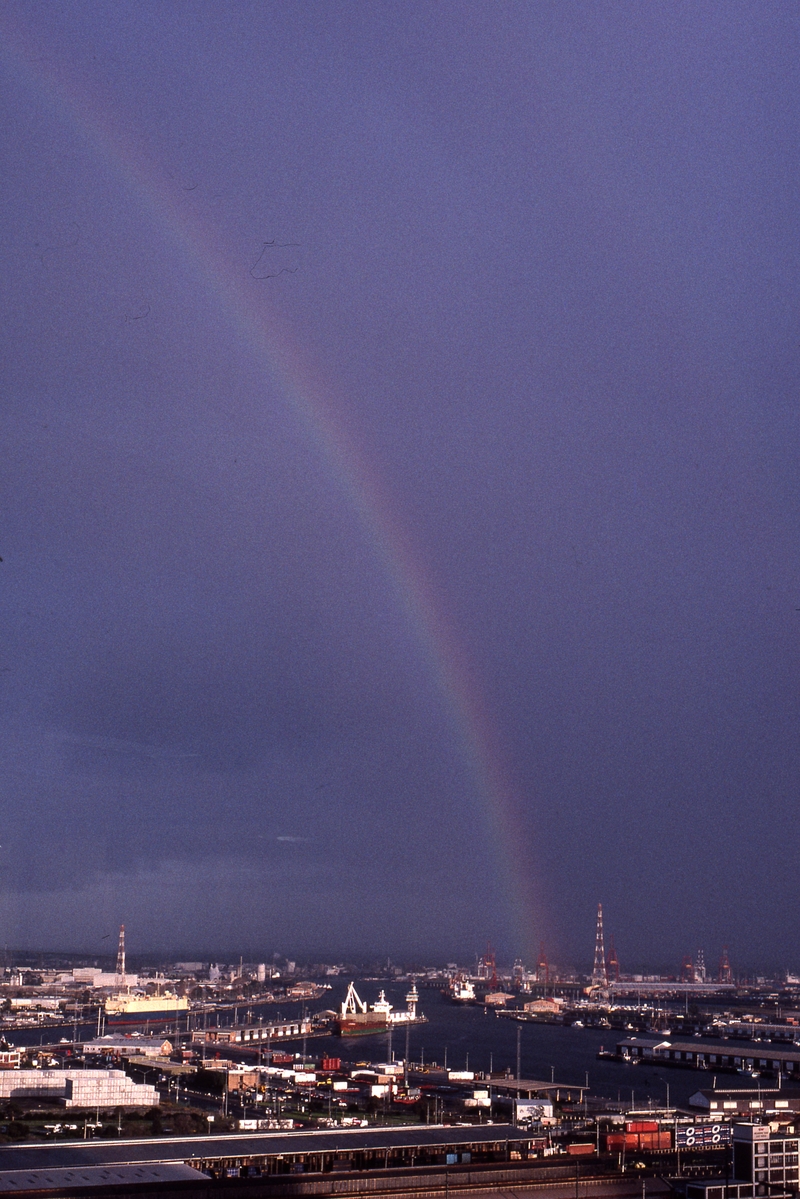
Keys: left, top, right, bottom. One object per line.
{"left": 340, "top": 981, "right": 368, "bottom": 1016}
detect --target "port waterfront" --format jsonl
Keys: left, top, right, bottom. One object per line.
{"left": 316, "top": 983, "right": 731, "bottom": 1110}
{"left": 7, "top": 982, "right": 731, "bottom": 1111}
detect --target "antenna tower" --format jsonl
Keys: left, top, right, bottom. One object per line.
{"left": 115, "top": 924, "right": 126, "bottom": 980}
{"left": 591, "top": 904, "right": 607, "bottom": 987}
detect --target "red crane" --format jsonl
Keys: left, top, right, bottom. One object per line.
{"left": 536, "top": 942, "right": 549, "bottom": 985}
{"left": 718, "top": 946, "right": 732, "bottom": 984}
{"left": 607, "top": 938, "right": 620, "bottom": 983}
{"left": 482, "top": 944, "right": 498, "bottom": 989}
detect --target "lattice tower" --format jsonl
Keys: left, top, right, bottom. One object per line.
{"left": 591, "top": 903, "right": 607, "bottom": 986}
{"left": 115, "top": 924, "right": 126, "bottom": 979}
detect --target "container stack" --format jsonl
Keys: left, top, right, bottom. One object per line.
{"left": 606, "top": 1120, "right": 672, "bottom": 1151}
{"left": 0, "top": 1069, "right": 158, "bottom": 1108}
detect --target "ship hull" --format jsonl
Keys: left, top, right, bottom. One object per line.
{"left": 336, "top": 1018, "right": 389, "bottom": 1037}
{"left": 106, "top": 1007, "right": 187, "bottom": 1027}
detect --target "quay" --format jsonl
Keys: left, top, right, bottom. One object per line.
{"left": 191, "top": 1017, "right": 314, "bottom": 1046}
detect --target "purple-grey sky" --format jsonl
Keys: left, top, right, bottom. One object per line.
{"left": 1, "top": 2, "right": 798, "bottom": 971}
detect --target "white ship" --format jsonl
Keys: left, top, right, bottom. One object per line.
{"left": 104, "top": 993, "right": 189, "bottom": 1027}
{"left": 444, "top": 977, "right": 477, "bottom": 1003}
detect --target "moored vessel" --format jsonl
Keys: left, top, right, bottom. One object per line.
{"left": 104, "top": 993, "right": 189, "bottom": 1027}
{"left": 335, "top": 982, "right": 426, "bottom": 1036}
{"left": 444, "top": 976, "right": 477, "bottom": 1004}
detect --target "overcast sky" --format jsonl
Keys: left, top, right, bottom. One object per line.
{"left": 1, "top": 2, "right": 798, "bottom": 971}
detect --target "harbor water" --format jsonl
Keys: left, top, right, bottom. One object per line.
{"left": 6, "top": 981, "right": 737, "bottom": 1111}
{"left": 303, "top": 982, "right": 729, "bottom": 1110}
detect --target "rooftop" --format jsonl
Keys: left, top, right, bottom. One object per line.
{"left": 0, "top": 1122, "right": 532, "bottom": 1172}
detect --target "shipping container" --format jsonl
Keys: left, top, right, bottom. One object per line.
{"left": 321, "top": 1058, "right": 342, "bottom": 1072}
{"left": 566, "top": 1143, "right": 596, "bottom": 1156}
{"left": 606, "top": 1134, "right": 638, "bottom": 1151}
{"left": 607, "top": 1131, "right": 672, "bottom": 1152}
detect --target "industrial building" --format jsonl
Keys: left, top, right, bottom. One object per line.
{"left": 0, "top": 1069, "right": 158, "bottom": 1108}
{"left": 0, "top": 1124, "right": 544, "bottom": 1194}
{"left": 83, "top": 1034, "right": 173, "bottom": 1059}
{"left": 0, "top": 1122, "right": 537, "bottom": 1172}
{"left": 682, "top": 1123, "right": 800, "bottom": 1199}
{"left": 0, "top": 1163, "right": 205, "bottom": 1195}
{"left": 690, "top": 1088, "right": 800, "bottom": 1117}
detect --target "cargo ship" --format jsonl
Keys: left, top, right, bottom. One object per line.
{"left": 336, "top": 982, "right": 425, "bottom": 1037}
{"left": 443, "top": 976, "right": 477, "bottom": 1004}
{"left": 104, "top": 993, "right": 189, "bottom": 1027}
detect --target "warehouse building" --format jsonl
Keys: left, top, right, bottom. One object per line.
{"left": 83, "top": 1034, "right": 173, "bottom": 1059}
{"left": 0, "top": 1122, "right": 537, "bottom": 1178}
{"left": 690, "top": 1088, "right": 800, "bottom": 1117}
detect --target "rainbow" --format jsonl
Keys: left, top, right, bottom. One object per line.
{"left": 1, "top": 19, "right": 545, "bottom": 959}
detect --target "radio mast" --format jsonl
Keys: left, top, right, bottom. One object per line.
{"left": 591, "top": 904, "right": 608, "bottom": 993}
{"left": 115, "top": 924, "right": 126, "bottom": 983}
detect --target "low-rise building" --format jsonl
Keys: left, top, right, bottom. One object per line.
{"left": 690, "top": 1088, "right": 800, "bottom": 1117}
{"left": 84, "top": 1034, "right": 173, "bottom": 1059}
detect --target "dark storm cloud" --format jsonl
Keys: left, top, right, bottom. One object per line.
{"left": 1, "top": 1, "right": 798, "bottom": 967}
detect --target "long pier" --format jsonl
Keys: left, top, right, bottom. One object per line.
{"left": 191, "top": 1016, "right": 314, "bottom": 1046}
{"left": 617, "top": 1034, "right": 800, "bottom": 1076}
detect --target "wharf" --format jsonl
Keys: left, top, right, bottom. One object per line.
{"left": 483, "top": 1078, "right": 587, "bottom": 1101}
{"left": 191, "top": 1016, "right": 314, "bottom": 1047}
{"left": 617, "top": 1036, "right": 800, "bottom": 1076}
